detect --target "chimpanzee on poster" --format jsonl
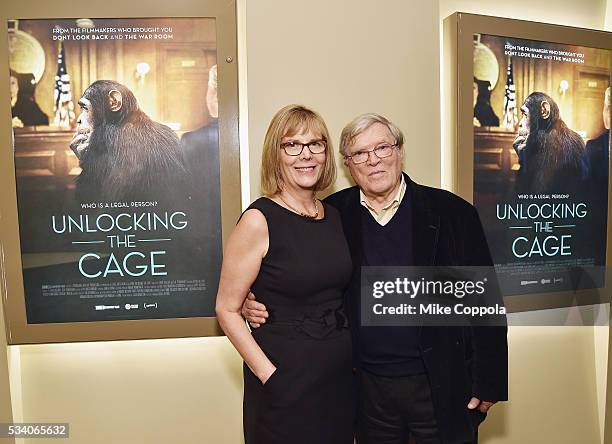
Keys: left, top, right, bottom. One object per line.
{"left": 70, "top": 80, "right": 190, "bottom": 204}
{"left": 512, "top": 92, "right": 589, "bottom": 195}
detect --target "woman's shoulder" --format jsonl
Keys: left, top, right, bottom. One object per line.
{"left": 246, "top": 196, "right": 278, "bottom": 212}
{"left": 228, "top": 205, "right": 269, "bottom": 260}
{"left": 237, "top": 204, "right": 268, "bottom": 236}
{"left": 239, "top": 197, "right": 274, "bottom": 225}
{"left": 240, "top": 196, "right": 292, "bottom": 231}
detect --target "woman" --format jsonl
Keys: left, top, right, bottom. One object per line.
{"left": 216, "top": 105, "right": 354, "bottom": 443}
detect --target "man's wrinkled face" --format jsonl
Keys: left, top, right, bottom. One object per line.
{"left": 345, "top": 122, "right": 404, "bottom": 199}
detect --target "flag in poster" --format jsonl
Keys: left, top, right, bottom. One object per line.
{"left": 52, "top": 40, "right": 75, "bottom": 128}
{"left": 502, "top": 56, "right": 518, "bottom": 130}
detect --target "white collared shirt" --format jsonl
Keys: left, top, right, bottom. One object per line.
{"left": 359, "top": 175, "right": 406, "bottom": 226}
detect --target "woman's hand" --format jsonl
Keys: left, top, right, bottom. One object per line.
{"left": 242, "top": 292, "right": 269, "bottom": 328}
{"left": 261, "top": 366, "right": 277, "bottom": 385}
{"left": 215, "top": 209, "right": 274, "bottom": 382}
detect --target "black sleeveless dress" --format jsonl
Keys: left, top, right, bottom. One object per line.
{"left": 243, "top": 197, "right": 354, "bottom": 444}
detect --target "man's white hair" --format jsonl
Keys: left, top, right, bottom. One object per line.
{"left": 339, "top": 113, "right": 404, "bottom": 156}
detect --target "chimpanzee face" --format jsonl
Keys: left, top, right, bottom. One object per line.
{"left": 76, "top": 97, "right": 94, "bottom": 133}
{"left": 513, "top": 97, "right": 552, "bottom": 155}
{"left": 518, "top": 105, "right": 530, "bottom": 137}
{"left": 70, "top": 97, "right": 93, "bottom": 159}
{"left": 512, "top": 104, "right": 531, "bottom": 154}
{"left": 70, "top": 88, "right": 124, "bottom": 161}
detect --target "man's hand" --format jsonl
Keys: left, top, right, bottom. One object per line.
{"left": 467, "top": 397, "right": 495, "bottom": 414}
{"left": 241, "top": 292, "right": 269, "bottom": 328}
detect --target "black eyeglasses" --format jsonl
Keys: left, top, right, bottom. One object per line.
{"left": 280, "top": 139, "right": 327, "bottom": 156}
{"left": 345, "top": 144, "right": 398, "bottom": 164}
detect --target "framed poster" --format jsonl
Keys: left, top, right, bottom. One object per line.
{"left": 1, "top": 8, "right": 240, "bottom": 343}
{"left": 444, "top": 13, "right": 612, "bottom": 311}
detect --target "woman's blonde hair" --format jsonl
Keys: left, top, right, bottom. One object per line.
{"left": 261, "top": 104, "right": 336, "bottom": 196}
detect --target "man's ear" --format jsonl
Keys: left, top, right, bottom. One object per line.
{"left": 397, "top": 144, "right": 405, "bottom": 160}
{"left": 540, "top": 100, "right": 551, "bottom": 120}
{"left": 108, "top": 89, "right": 123, "bottom": 112}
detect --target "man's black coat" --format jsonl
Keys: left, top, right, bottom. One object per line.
{"left": 324, "top": 173, "right": 508, "bottom": 444}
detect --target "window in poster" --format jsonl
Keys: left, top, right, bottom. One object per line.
{"left": 472, "top": 33, "right": 610, "bottom": 296}
{"left": 7, "top": 18, "right": 224, "bottom": 324}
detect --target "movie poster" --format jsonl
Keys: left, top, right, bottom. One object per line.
{"left": 473, "top": 34, "right": 610, "bottom": 296}
{"left": 8, "top": 18, "right": 222, "bottom": 323}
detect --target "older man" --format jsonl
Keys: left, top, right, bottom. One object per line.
{"left": 585, "top": 87, "right": 610, "bottom": 186}
{"left": 180, "top": 64, "right": 220, "bottom": 219}
{"left": 244, "top": 113, "right": 508, "bottom": 444}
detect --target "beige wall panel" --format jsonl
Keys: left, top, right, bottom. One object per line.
{"left": 18, "top": 338, "right": 243, "bottom": 444}
{"left": 0, "top": 287, "right": 14, "bottom": 444}
{"left": 480, "top": 326, "right": 601, "bottom": 444}
{"left": 245, "top": 0, "right": 441, "bottom": 198}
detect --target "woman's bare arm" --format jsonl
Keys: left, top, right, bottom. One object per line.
{"left": 215, "top": 208, "right": 275, "bottom": 383}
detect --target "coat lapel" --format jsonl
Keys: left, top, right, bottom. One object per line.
{"left": 406, "top": 174, "right": 440, "bottom": 266}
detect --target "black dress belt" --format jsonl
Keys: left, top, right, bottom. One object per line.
{"left": 267, "top": 303, "right": 348, "bottom": 339}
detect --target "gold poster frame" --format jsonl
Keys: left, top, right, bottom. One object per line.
{"left": 0, "top": 1, "right": 240, "bottom": 344}
{"left": 444, "top": 12, "right": 612, "bottom": 313}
